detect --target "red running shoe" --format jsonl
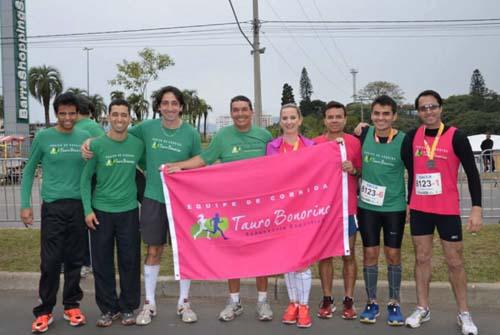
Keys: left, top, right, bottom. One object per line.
{"left": 317, "top": 297, "right": 336, "bottom": 319}
{"left": 342, "top": 296, "right": 357, "bottom": 320}
{"left": 63, "top": 308, "right": 86, "bottom": 326}
{"left": 282, "top": 302, "right": 299, "bottom": 324}
{"left": 32, "top": 314, "right": 53, "bottom": 333}
{"left": 297, "top": 304, "right": 312, "bottom": 328}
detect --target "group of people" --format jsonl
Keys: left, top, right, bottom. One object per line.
{"left": 20, "top": 86, "right": 482, "bottom": 335}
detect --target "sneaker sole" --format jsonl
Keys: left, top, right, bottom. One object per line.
{"left": 387, "top": 320, "right": 405, "bottom": 326}
{"left": 282, "top": 320, "right": 297, "bottom": 325}
{"left": 317, "top": 313, "right": 333, "bottom": 319}
{"left": 297, "top": 323, "right": 312, "bottom": 328}
{"left": 258, "top": 316, "right": 273, "bottom": 321}
{"left": 405, "top": 316, "right": 430, "bottom": 329}
{"left": 32, "top": 317, "right": 53, "bottom": 333}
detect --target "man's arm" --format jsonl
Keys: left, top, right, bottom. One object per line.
{"left": 20, "top": 135, "right": 43, "bottom": 226}
{"left": 80, "top": 145, "right": 99, "bottom": 230}
{"left": 453, "top": 130, "right": 482, "bottom": 232}
{"left": 164, "top": 155, "right": 206, "bottom": 173}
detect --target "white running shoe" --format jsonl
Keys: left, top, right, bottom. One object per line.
{"left": 135, "top": 303, "right": 157, "bottom": 326}
{"left": 218, "top": 299, "right": 243, "bottom": 321}
{"left": 256, "top": 300, "right": 273, "bottom": 321}
{"left": 457, "top": 311, "right": 478, "bottom": 335}
{"left": 177, "top": 300, "right": 198, "bottom": 323}
{"left": 405, "top": 306, "right": 430, "bottom": 328}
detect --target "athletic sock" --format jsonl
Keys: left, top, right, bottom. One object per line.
{"left": 284, "top": 272, "right": 298, "bottom": 302}
{"left": 144, "top": 264, "right": 160, "bottom": 306}
{"left": 363, "top": 265, "right": 378, "bottom": 301}
{"left": 230, "top": 292, "right": 240, "bottom": 303}
{"left": 387, "top": 264, "right": 402, "bottom": 302}
{"left": 295, "top": 269, "right": 312, "bottom": 305}
{"left": 257, "top": 291, "right": 268, "bottom": 303}
{"left": 178, "top": 279, "right": 191, "bottom": 306}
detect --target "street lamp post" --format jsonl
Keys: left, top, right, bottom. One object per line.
{"left": 83, "top": 47, "right": 93, "bottom": 95}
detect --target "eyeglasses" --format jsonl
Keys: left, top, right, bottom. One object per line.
{"left": 418, "top": 104, "right": 440, "bottom": 112}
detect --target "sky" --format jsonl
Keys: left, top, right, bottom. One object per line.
{"left": 1, "top": 0, "right": 500, "bottom": 125}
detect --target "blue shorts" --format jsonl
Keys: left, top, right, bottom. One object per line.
{"left": 348, "top": 215, "right": 358, "bottom": 237}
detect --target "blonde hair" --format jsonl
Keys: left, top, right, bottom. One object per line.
{"left": 280, "top": 103, "right": 302, "bottom": 119}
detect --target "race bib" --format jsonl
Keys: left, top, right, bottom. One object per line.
{"left": 415, "top": 173, "right": 442, "bottom": 195}
{"left": 360, "top": 180, "right": 386, "bottom": 206}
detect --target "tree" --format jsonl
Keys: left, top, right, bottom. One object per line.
{"left": 300, "top": 99, "right": 326, "bottom": 118}
{"left": 66, "top": 87, "right": 87, "bottom": 96}
{"left": 202, "top": 105, "right": 212, "bottom": 141}
{"left": 110, "top": 90, "right": 125, "bottom": 101}
{"left": 28, "top": 65, "right": 63, "bottom": 127}
{"left": 127, "top": 93, "right": 149, "bottom": 121}
{"left": 88, "top": 94, "right": 107, "bottom": 120}
{"left": 358, "top": 81, "right": 405, "bottom": 104}
{"left": 281, "top": 83, "right": 295, "bottom": 105}
{"left": 299, "top": 67, "right": 313, "bottom": 102}
{"left": 109, "top": 48, "right": 174, "bottom": 120}
{"left": 470, "top": 69, "right": 487, "bottom": 97}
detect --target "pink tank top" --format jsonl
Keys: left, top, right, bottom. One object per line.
{"left": 410, "top": 126, "right": 461, "bottom": 215}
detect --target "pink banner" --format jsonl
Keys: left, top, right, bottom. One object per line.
{"left": 161, "top": 141, "right": 349, "bottom": 280}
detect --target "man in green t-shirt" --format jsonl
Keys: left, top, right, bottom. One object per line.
{"left": 165, "top": 95, "right": 274, "bottom": 322}
{"left": 80, "top": 99, "right": 144, "bottom": 327}
{"left": 21, "top": 92, "right": 89, "bottom": 333}
{"left": 82, "top": 86, "right": 201, "bottom": 325}
{"left": 74, "top": 94, "right": 105, "bottom": 278}
{"left": 355, "top": 95, "right": 407, "bottom": 326}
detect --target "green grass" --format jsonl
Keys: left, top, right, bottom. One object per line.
{"left": 1, "top": 225, "right": 499, "bottom": 282}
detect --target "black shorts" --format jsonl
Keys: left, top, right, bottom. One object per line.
{"left": 410, "top": 209, "right": 462, "bottom": 242}
{"left": 140, "top": 197, "right": 170, "bottom": 246}
{"left": 357, "top": 207, "right": 406, "bottom": 248}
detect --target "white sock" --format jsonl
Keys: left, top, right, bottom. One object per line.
{"left": 144, "top": 264, "right": 160, "bottom": 305}
{"left": 230, "top": 292, "right": 240, "bottom": 303}
{"left": 257, "top": 291, "right": 267, "bottom": 303}
{"left": 295, "top": 269, "right": 312, "bottom": 305}
{"left": 284, "top": 272, "right": 298, "bottom": 302}
{"left": 178, "top": 279, "right": 191, "bottom": 306}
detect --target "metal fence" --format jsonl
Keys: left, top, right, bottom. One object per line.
{"left": 0, "top": 156, "right": 498, "bottom": 225}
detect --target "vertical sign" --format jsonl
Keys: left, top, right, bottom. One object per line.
{"left": 13, "top": 0, "right": 29, "bottom": 122}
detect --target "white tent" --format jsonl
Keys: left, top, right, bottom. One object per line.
{"left": 467, "top": 134, "right": 500, "bottom": 153}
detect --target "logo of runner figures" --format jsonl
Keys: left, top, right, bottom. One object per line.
{"left": 191, "top": 213, "right": 229, "bottom": 240}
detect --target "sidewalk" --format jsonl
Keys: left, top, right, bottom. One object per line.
{"left": 1, "top": 271, "right": 499, "bottom": 309}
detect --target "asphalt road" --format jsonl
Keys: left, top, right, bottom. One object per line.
{"left": 1, "top": 290, "right": 498, "bottom": 335}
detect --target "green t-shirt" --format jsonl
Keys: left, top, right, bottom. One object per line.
{"left": 128, "top": 119, "right": 201, "bottom": 203}
{"left": 80, "top": 134, "right": 144, "bottom": 216}
{"left": 21, "top": 127, "right": 90, "bottom": 208}
{"left": 74, "top": 118, "right": 105, "bottom": 137}
{"left": 200, "top": 125, "right": 272, "bottom": 164}
{"left": 358, "top": 126, "right": 406, "bottom": 212}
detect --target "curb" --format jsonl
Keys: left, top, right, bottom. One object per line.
{"left": 1, "top": 271, "right": 499, "bottom": 309}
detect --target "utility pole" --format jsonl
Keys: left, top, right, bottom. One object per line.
{"left": 252, "top": 0, "right": 264, "bottom": 127}
{"left": 83, "top": 47, "right": 93, "bottom": 95}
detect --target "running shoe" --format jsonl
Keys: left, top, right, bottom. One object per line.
{"left": 457, "top": 311, "right": 478, "bottom": 335}
{"left": 342, "top": 296, "right": 357, "bottom": 320}
{"left": 218, "top": 299, "right": 243, "bottom": 321}
{"left": 317, "top": 296, "right": 336, "bottom": 319}
{"left": 96, "top": 312, "right": 120, "bottom": 327}
{"left": 256, "top": 300, "right": 273, "bottom": 321}
{"left": 359, "top": 302, "right": 380, "bottom": 324}
{"left": 63, "top": 308, "right": 86, "bottom": 326}
{"left": 387, "top": 303, "right": 404, "bottom": 326}
{"left": 297, "top": 304, "right": 312, "bottom": 328}
{"left": 405, "top": 306, "right": 430, "bottom": 328}
{"left": 31, "top": 314, "right": 53, "bottom": 333}
{"left": 121, "top": 312, "right": 136, "bottom": 326}
{"left": 282, "top": 302, "right": 299, "bottom": 324}
{"left": 177, "top": 300, "right": 198, "bottom": 323}
{"left": 135, "top": 302, "right": 157, "bottom": 326}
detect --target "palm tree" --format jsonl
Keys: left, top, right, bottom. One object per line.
{"left": 28, "top": 65, "right": 63, "bottom": 127}
{"left": 88, "top": 94, "right": 107, "bottom": 120}
{"left": 203, "top": 105, "right": 212, "bottom": 141}
{"left": 128, "top": 93, "right": 149, "bottom": 121}
{"left": 110, "top": 90, "right": 125, "bottom": 100}
{"left": 66, "top": 87, "right": 87, "bottom": 96}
